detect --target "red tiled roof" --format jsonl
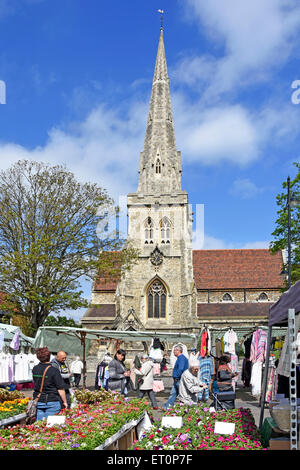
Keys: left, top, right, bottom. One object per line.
{"left": 93, "top": 249, "right": 285, "bottom": 292}
{"left": 83, "top": 304, "right": 116, "bottom": 318}
{"left": 193, "top": 249, "right": 284, "bottom": 290}
{"left": 197, "top": 302, "right": 270, "bottom": 318}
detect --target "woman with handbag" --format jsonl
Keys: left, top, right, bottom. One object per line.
{"left": 31, "top": 347, "right": 68, "bottom": 421}
{"left": 217, "top": 355, "right": 238, "bottom": 392}
{"left": 134, "top": 353, "right": 158, "bottom": 409}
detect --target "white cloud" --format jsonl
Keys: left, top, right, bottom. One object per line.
{"left": 173, "top": 96, "right": 260, "bottom": 166}
{"left": 229, "top": 178, "right": 264, "bottom": 199}
{"left": 0, "top": 100, "right": 148, "bottom": 203}
{"left": 179, "top": 0, "right": 300, "bottom": 96}
{"left": 193, "top": 231, "right": 270, "bottom": 250}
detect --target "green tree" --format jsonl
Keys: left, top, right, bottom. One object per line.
{"left": 0, "top": 160, "right": 138, "bottom": 332}
{"left": 270, "top": 162, "right": 300, "bottom": 289}
{"left": 44, "top": 315, "right": 81, "bottom": 328}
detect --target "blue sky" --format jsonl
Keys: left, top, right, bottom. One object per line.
{"left": 1, "top": 0, "right": 300, "bottom": 321}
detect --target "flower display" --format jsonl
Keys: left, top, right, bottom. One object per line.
{"left": 0, "top": 391, "right": 149, "bottom": 450}
{"left": 0, "top": 398, "right": 29, "bottom": 421}
{"left": 0, "top": 388, "right": 25, "bottom": 403}
{"left": 132, "top": 403, "right": 266, "bottom": 451}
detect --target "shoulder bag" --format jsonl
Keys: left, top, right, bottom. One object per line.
{"left": 26, "top": 365, "right": 51, "bottom": 424}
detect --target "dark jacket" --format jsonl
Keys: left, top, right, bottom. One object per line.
{"left": 108, "top": 358, "right": 127, "bottom": 392}
{"left": 51, "top": 358, "right": 71, "bottom": 390}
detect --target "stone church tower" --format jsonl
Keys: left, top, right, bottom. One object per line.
{"left": 81, "top": 28, "right": 285, "bottom": 338}
{"left": 114, "top": 27, "right": 198, "bottom": 334}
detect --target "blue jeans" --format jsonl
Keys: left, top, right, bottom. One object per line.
{"left": 198, "top": 377, "right": 210, "bottom": 401}
{"left": 163, "top": 379, "right": 179, "bottom": 409}
{"left": 36, "top": 401, "right": 62, "bottom": 421}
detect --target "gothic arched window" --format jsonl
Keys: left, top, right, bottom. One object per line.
{"left": 155, "top": 158, "right": 161, "bottom": 174}
{"left": 258, "top": 292, "right": 268, "bottom": 301}
{"left": 147, "top": 279, "right": 167, "bottom": 319}
{"left": 144, "top": 217, "right": 154, "bottom": 244}
{"left": 160, "top": 217, "right": 171, "bottom": 244}
{"left": 223, "top": 293, "right": 233, "bottom": 302}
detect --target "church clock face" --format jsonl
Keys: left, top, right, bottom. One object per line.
{"left": 150, "top": 246, "right": 163, "bottom": 266}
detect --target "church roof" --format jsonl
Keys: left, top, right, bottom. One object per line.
{"left": 93, "top": 249, "right": 284, "bottom": 292}
{"left": 197, "top": 302, "right": 270, "bottom": 319}
{"left": 193, "top": 249, "right": 284, "bottom": 290}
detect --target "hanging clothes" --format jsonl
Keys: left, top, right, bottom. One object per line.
{"left": 250, "top": 329, "right": 267, "bottom": 363}
{"left": 244, "top": 335, "right": 252, "bottom": 359}
{"left": 215, "top": 339, "right": 222, "bottom": 358}
{"left": 229, "top": 353, "right": 239, "bottom": 390}
{"left": 0, "top": 351, "right": 10, "bottom": 384}
{"left": 224, "top": 328, "right": 238, "bottom": 355}
{"left": 149, "top": 337, "right": 164, "bottom": 362}
{"left": 14, "top": 353, "right": 31, "bottom": 382}
{"left": 250, "top": 361, "right": 263, "bottom": 397}
{"left": 199, "top": 328, "right": 211, "bottom": 357}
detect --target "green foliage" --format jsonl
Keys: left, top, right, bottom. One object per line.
{"left": 44, "top": 315, "right": 81, "bottom": 328}
{"left": 270, "top": 162, "right": 300, "bottom": 289}
{"left": 0, "top": 160, "right": 139, "bottom": 332}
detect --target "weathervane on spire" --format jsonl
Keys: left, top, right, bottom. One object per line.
{"left": 158, "top": 9, "right": 164, "bottom": 31}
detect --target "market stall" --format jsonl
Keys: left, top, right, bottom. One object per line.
{"left": 32, "top": 326, "right": 198, "bottom": 388}
{"left": 0, "top": 323, "right": 35, "bottom": 391}
{"left": 259, "top": 280, "right": 300, "bottom": 450}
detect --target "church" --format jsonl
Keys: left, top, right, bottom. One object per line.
{"left": 81, "top": 27, "right": 285, "bottom": 338}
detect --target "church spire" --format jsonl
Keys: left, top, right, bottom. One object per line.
{"left": 137, "top": 26, "right": 182, "bottom": 195}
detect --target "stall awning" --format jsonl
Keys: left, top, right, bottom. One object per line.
{"left": 269, "top": 279, "right": 300, "bottom": 326}
{"left": 0, "top": 322, "right": 34, "bottom": 347}
{"left": 32, "top": 326, "right": 198, "bottom": 355}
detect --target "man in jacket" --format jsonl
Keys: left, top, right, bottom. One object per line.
{"left": 163, "top": 344, "right": 188, "bottom": 409}
{"left": 51, "top": 351, "right": 72, "bottom": 408}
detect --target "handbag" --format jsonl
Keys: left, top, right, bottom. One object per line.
{"left": 218, "top": 369, "right": 232, "bottom": 382}
{"left": 26, "top": 365, "right": 51, "bottom": 424}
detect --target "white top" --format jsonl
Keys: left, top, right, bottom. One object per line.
{"left": 14, "top": 354, "right": 31, "bottom": 382}
{"left": 70, "top": 360, "right": 84, "bottom": 374}
{"left": 0, "top": 352, "right": 9, "bottom": 384}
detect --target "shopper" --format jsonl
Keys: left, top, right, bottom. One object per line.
{"left": 178, "top": 358, "right": 207, "bottom": 405}
{"left": 134, "top": 353, "right": 158, "bottom": 409}
{"left": 217, "top": 355, "right": 237, "bottom": 392}
{"left": 70, "top": 356, "right": 84, "bottom": 388}
{"left": 108, "top": 349, "right": 130, "bottom": 395}
{"left": 198, "top": 353, "right": 214, "bottom": 402}
{"left": 32, "top": 347, "right": 68, "bottom": 421}
{"left": 51, "top": 351, "right": 72, "bottom": 408}
{"left": 163, "top": 344, "right": 189, "bottom": 409}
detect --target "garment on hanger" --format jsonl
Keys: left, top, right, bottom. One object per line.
{"left": 14, "top": 353, "right": 31, "bottom": 382}
{"left": 215, "top": 339, "right": 222, "bottom": 358}
{"left": 0, "top": 351, "right": 10, "bottom": 384}
{"left": 250, "top": 328, "right": 267, "bottom": 363}
{"left": 250, "top": 361, "right": 263, "bottom": 397}
{"left": 199, "top": 328, "right": 211, "bottom": 357}
{"left": 223, "top": 328, "right": 238, "bottom": 355}
{"left": 0, "top": 330, "right": 4, "bottom": 351}
{"left": 149, "top": 338, "right": 164, "bottom": 362}
{"left": 244, "top": 335, "right": 252, "bottom": 359}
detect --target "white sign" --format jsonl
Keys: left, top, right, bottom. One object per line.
{"left": 46, "top": 415, "right": 66, "bottom": 427}
{"left": 214, "top": 421, "right": 235, "bottom": 435}
{"left": 161, "top": 416, "right": 183, "bottom": 429}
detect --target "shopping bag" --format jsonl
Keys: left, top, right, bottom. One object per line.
{"left": 153, "top": 380, "right": 164, "bottom": 392}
